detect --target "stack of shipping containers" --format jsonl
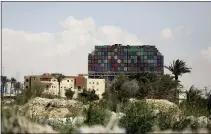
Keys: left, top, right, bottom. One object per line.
{"left": 88, "top": 44, "right": 164, "bottom": 80}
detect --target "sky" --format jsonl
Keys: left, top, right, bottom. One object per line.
{"left": 1, "top": 2, "right": 211, "bottom": 90}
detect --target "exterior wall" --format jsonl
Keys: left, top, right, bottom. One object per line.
{"left": 45, "top": 77, "right": 75, "bottom": 97}
{"left": 24, "top": 75, "right": 41, "bottom": 90}
{"left": 60, "top": 77, "right": 75, "bottom": 97}
{"left": 24, "top": 74, "right": 105, "bottom": 99}
{"left": 86, "top": 78, "right": 105, "bottom": 98}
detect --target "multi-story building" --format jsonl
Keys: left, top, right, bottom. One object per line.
{"left": 88, "top": 44, "right": 164, "bottom": 81}
{"left": 24, "top": 73, "right": 105, "bottom": 98}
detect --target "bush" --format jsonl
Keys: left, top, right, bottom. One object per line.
{"left": 172, "top": 118, "right": 192, "bottom": 131}
{"left": 84, "top": 103, "right": 111, "bottom": 126}
{"left": 119, "top": 101, "right": 156, "bottom": 134}
{"left": 78, "top": 89, "right": 99, "bottom": 103}
{"left": 41, "top": 92, "right": 61, "bottom": 99}
{"left": 157, "top": 111, "right": 174, "bottom": 130}
{"left": 47, "top": 118, "right": 74, "bottom": 133}
{"left": 15, "top": 82, "right": 45, "bottom": 105}
{"left": 65, "top": 88, "right": 75, "bottom": 99}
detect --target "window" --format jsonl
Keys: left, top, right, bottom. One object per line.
{"left": 67, "top": 80, "right": 69, "bottom": 82}
{"left": 78, "top": 86, "right": 81, "bottom": 91}
{"left": 96, "top": 89, "right": 99, "bottom": 91}
{"left": 26, "top": 79, "right": 29, "bottom": 82}
{"left": 52, "top": 86, "right": 53, "bottom": 88}
{"left": 54, "top": 86, "right": 56, "bottom": 88}
{"left": 71, "top": 80, "right": 73, "bottom": 82}
{"left": 46, "top": 85, "right": 49, "bottom": 88}
{"left": 93, "top": 82, "right": 94, "bottom": 84}
{"left": 64, "top": 87, "right": 66, "bottom": 89}
{"left": 61, "top": 87, "right": 62, "bottom": 88}
{"left": 26, "top": 86, "right": 28, "bottom": 88}
{"left": 97, "top": 82, "right": 99, "bottom": 85}
{"left": 89, "top": 82, "right": 91, "bottom": 84}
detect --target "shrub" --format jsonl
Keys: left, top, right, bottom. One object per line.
{"left": 41, "top": 92, "right": 61, "bottom": 99}
{"left": 47, "top": 118, "right": 74, "bottom": 133}
{"left": 157, "top": 111, "right": 174, "bottom": 130}
{"left": 15, "top": 82, "right": 45, "bottom": 105}
{"left": 78, "top": 89, "right": 99, "bottom": 103}
{"left": 84, "top": 103, "right": 111, "bottom": 126}
{"left": 172, "top": 118, "right": 192, "bottom": 131}
{"left": 65, "top": 88, "right": 75, "bottom": 99}
{"left": 119, "top": 101, "right": 156, "bottom": 134}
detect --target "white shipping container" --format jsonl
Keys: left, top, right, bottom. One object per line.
{"left": 108, "top": 56, "right": 111, "bottom": 59}
{"left": 144, "top": 56, "right": 148, "bottom": 60}
{"left": 117, "top": 59, "right": 121, "bottom": 63}
{"left": 124, "top": 67, "right": 127, "bottom": 71}
{"left": 104, "top": 60, "right": 108, "bottom": 63}
{"left": 114, "top": 56, "right": 118, "bottom": 59}
{"left": 101, "top": 64, "right": 104, "bottom": 67}
{"left": 128, "top": 60, "right": 131, "bottom": 63}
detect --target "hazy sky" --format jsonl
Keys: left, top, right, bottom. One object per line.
{"left": 1, "top": 2, "right": 211, "bottom": 90}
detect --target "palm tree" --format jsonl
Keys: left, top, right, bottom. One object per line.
{"left": 10, "top": 77, "right": 16, "bottom": 96}
{"left": 164, "top": 59, "right": 191, "bottom": 81}
{"left": 14, "top": 82, "right": 21, "bottom": 95}
{"left": 186, "top": 85, "right": 203, "bottom": 103}
{"left": 51, "top": 73, "right": 65, "bottom": 96}
{"left": 1, "top": 76, "right": 9, "bottom": 95}
{"left": 165, "top": 59, "right": 191, "bottom": 104}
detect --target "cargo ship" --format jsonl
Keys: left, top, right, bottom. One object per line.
{"left": 88, "top": 44, "right": 164, "bottom": 81}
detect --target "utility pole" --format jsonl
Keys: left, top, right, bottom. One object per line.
{"left": 1, "top": 66, "right": 4, "bottom": 94}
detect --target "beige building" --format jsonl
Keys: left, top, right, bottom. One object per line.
{"left": 85, "top": 78, "right": 105, "bottom": 98}
{"left": 24, "top": 73, "right": 105, "bottom": 98}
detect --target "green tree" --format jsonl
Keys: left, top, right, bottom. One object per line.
{"left": 10, "top": 77, "right": 16, "bottom": 96}
{"left": 165, "top": 59, "right": 191, "bottom": 103}
{"left": 14, "top": 82, "right": 21, "bottom": 95}
{"left": 51, "top": 73, "right": 65, "bottom": 96}
{"left": 186, "top": 85, "right": 203, "bottom": 103}
{"left": 1, "top": 76, "right": 10, "bottom": 95}
{"left": 78, "top": 89, "right": 99, "bottom": 103}
{"left": 164, "top": 59, "right": 191, "bottom": 81}
{"left": 16, "top": 81, "right": 45, "bottom": 105}
{"left": 109, "top": 75, "right": 128, "bottom": 101}
{"left": 65, "top": 88, "right": 75, "bottom": 99}
{"left": 149, "top": 74, "right": 181, "bottom": 102}
{"left": 119, "top": 101, "right": 156, "bottom": 134}
{"left": 84, "top": 103, "right": 110, "bottom": 126}
{"left": 180, "top": 85, "right": 207, "bottom": 116}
